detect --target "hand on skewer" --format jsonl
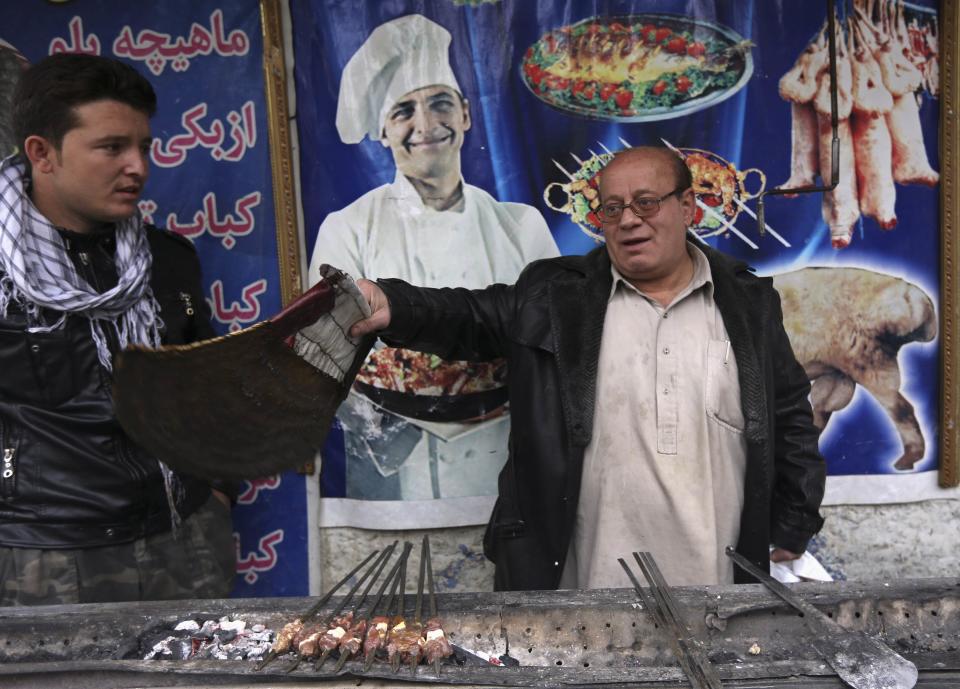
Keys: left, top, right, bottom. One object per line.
{"left": 349, "top": 279, "right": 392, "bottom": 337}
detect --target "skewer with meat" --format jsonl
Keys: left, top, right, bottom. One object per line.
{"left": 362, "top": 615, "right": 391, "bottom": 666}
{"left": 422, "top": 535, "right": 452, "bottom": 676}
{"left": 387, "top": 618, "right": 424, "bottom": 670}
{"left": 313, "top": 612, "right": 354, "bottom": 667}
{"left": 270, "top": 619, "right": 304, "bottom": 657}
{"left": 294, "top": 623, "right": 326, "bottom": 659}
{"left": 422, "top": 617, "right": 454, "bottom": 665}
{"left": 255, "top": 549, "right": 382, "bottom": 673}
{"left": 849, "top": 16, "right": 897, "bottom": 229}
{"left": 361, "top": 541, "right": 413, "bottom": 673}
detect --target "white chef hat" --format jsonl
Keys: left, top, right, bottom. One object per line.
{"left": 336, "top": 14, "right": 461, "bottom": 144}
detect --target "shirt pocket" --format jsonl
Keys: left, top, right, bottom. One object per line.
{"left": 0, "top": 308, "right": 79, "bottom": 408}
{"left": 704, "top": 339, "right": 745, "bottom": 434}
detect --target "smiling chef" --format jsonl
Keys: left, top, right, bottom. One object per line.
{"left": 307, "top": 14, "right": 558, "bottom": 505}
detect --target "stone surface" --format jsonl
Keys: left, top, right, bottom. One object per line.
{"left": 815, "top": 499, "right": 960, "bottom": 581}
{"left": 318, "top": 525, "right": 493, "bottom": 594}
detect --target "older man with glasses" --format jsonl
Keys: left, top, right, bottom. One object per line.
{"left": 349, "top": 146, "right": 827, "bottom": 591}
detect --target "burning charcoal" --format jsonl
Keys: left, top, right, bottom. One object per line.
{"left": 174, "top": 620, "right": 200, "bottom": 632}
{"left": 251, "top": 624, "right": 266, "bottom": 633}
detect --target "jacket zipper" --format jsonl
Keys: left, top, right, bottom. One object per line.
{"left": 2, "top": 447, "right": 16, "bottom": 498}
{"left": 179, "top": 292, "right": 196, "bottom": 317}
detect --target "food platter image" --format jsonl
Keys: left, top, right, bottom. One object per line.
{"left": 544, "top": 139, "right": 785, "bottom": 250}
{"left": 353, "top": 347, "right": 509, "bottom": 423}
{"left": 520, "top": 14, "right": 754, "bottom": 122}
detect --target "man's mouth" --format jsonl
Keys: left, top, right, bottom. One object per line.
{"left": 622, "top": 236, "right": 652, "bottom": 247}
{"left": 405, "top": 133, "right": 454, "bottom": 152}
{"left": 115, "top": 185, "right": 141, "bottom": 197}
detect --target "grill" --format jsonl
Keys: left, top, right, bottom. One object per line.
{"left": 2, "top": 578, "right": 959, "bottom": 688}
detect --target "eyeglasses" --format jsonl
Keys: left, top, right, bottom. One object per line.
{"left": 598, "top": 186, "right": 688, "bottom": 223}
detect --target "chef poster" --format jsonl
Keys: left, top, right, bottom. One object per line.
{"left": 293, "top": 0, "right": 944, "bottom": 529}
{"left": 1, "top": 1, "right": 310, "bottom": 597}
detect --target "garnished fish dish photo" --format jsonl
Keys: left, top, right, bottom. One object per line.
{"left": 521, "top": 14, "right": 753, "bottom": 121}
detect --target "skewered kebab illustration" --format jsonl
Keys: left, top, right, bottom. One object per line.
{"left": 255, "top": 548, "right": 380, "bottom": 671}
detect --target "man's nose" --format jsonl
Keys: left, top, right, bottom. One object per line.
{"left": 126, "top": 149, "right": 149, "bottom": 179}
{"left": 618, "top": 206, "right": 644, "bottom": 230}
{"left": 412, "top": 105, "right": 439, "bottom": 133}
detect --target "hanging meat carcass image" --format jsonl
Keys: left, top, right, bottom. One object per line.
{"left": 773, "top": 267, "right": 936, "bottom": 471}
{"left": 777, "top": 0, "right": 938, "bottom": 249}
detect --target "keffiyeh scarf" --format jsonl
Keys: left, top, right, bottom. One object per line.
{"left": 0, "top": 155, "right": 185, "bottom": 529}
{"left": 0, "top": 155, "right": 163, "bottom": 368}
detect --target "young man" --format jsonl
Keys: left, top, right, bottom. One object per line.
{"left": 0, "top": 54, "right": 234, "bottom": 605}
{"left": 350, "top": 147, "right": 827, "bottom": 590}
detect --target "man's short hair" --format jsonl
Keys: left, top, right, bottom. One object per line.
{"left": 12, "top": 54, "right": 156, "bottom": 151}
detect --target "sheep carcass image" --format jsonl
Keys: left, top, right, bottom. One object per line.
{"left": 777, "top": 0, "right": 938, "bottom": 249}
{"left": 773, "top": 267, "right": 936, "bottom": 471}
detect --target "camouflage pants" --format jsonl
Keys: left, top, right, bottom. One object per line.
{"left": 0, "top": 495, "right": 235, "bottom": 606}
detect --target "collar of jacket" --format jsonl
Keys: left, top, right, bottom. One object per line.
{"left": 545, "top": 236, "right": 768, "bottom": 447}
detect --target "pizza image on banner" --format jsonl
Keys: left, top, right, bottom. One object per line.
{"left": 521, "top": 14, "right": 753, "bottom": 122}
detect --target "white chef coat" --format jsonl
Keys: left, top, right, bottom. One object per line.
{"left": 309, "top": 172, "right": 558, "bottom": 288}
{"left": 309, "top": 172, "right": 559, "bottom": 504}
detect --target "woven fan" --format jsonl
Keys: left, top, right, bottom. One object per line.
{"left": 113, "top": 266, "right": 373, "bottom": 480}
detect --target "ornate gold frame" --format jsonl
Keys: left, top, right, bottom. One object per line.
{"left": 260, "top": 0, "right": 302, "bottom": 305}
{"left": 941, "top": 0, "right": 959, "bottom": 486}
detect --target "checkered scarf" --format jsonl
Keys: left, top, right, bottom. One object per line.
{"left": 0, "top": 156, "right": 163, "bottom": 371}
{"left": 0, "top": 156, "right": 188, "bottom": 531}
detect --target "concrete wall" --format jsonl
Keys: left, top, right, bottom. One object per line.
{"left": 316, "top": 497, "right": 960, "bottom": 592}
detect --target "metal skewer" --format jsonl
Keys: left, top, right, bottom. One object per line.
{"left": 310, "top": 546, "right": 393, "bottom": 672}
{"left": 409, "top": 535, "right": 429, "bottom": 676}
{"left": 633, "top": 551, "right": 722, "bottom": 689}
{"left": 364, "top": 541, "right": 413, "bottom": 673}
{"left": 332, "top": 541, "right": 398, "bottom": 673}
{"left": 255, "top": 548, "right": 380, "bottom": 672}
{"left": 361, "top": 558, "right": 403, "bottom": 673}
{"left": 619, "top": 557, "right": 709, "bottom": 688}
{"left": 425, "top": 535, "right": 442, "bottom": 678}
{"left": 390, "top": 543, "right": 410, "bottom": 674}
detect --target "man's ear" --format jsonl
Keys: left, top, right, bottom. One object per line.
{"left": 679, "top": 187, "right": 696, "bottom": 226}
{"left": 23, "top": 135, "right": 58, "bottom": 173}
{"left": 461, "top": 98, "right": 472, "bottom": 133}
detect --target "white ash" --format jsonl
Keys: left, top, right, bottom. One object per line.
{"left": 142, "top": 617, "right": 275, "bottom": 661}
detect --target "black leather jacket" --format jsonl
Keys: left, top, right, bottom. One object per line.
{"left": 378, "top": 242, "right": 826, "bottom": 590}
{"left": 0, "top": 224, "right": 216, "bottom": 548}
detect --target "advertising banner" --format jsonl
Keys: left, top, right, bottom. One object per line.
{"left": 291, "top": 0, "right": 943, "bottom": 528}
{"left": 2, "top": 0, "right": 308, "bottom": 597}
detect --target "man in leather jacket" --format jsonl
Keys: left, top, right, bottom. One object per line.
{"left": 0, "top": 54, "right": 234, "bottom": 605}
{"left": 349, "top": 147, "right": 827, "bottom": 590}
